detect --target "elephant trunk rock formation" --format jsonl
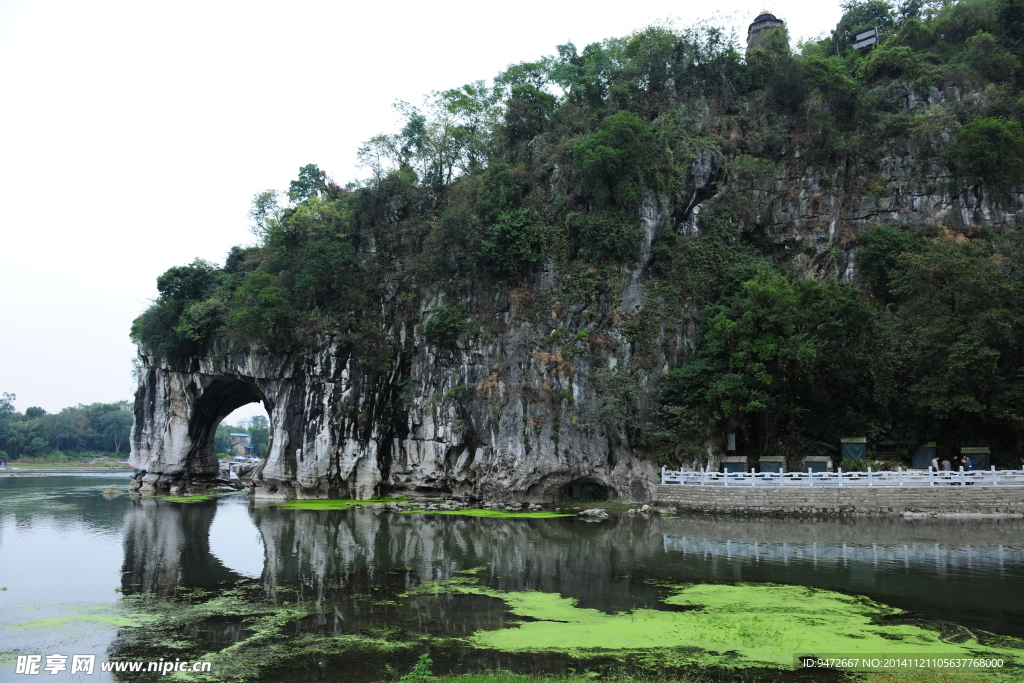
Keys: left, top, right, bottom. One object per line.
{"left": 128, "top": 333, "right": 661, "bottom": 502}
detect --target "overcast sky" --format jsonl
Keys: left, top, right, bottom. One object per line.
{"left": 0, "top": 0, "right": 841, "bottom": 421}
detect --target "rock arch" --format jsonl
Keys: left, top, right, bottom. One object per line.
{"left": 130, "top": 366, "right": 273, "bottom": 494}
{"left": 185, "top": 377, "right": 268, "bottom": 474}
{"left": 129, "top": 340, "right": 658, "bottom": 502}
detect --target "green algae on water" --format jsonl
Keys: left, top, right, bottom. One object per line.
{"left": 113, "top": 584, "right": 457, "bottom": 683}
{"left": 276, "top": 499, "right": 362, "bottom": 510}
{"left": 400, "top": 509, "right": 573, "bottom": 519}
{"left": 147, "top": 491, "right": 237, "bottom": 504}
{"left": 274, "top": 496, "right": 411, "bottom": 510}
{"left": 415, "top": 578, "right": 1023, "bottom": 671}
{"left": 11, "top": 604, "right": 152, "bottom": 629}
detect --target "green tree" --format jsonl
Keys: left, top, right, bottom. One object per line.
{"left": 248, "top": 189, "right": 282, "bottom": 238}
{"left": 435, "top": 81, "right": 501, "bottom": 173}
{"left": 291, "top": 238, "right": 360, "bottom": 312}
{"left": 965, "top": 31, "right": 1020, "bottom": 82}
{"left": 931, "top": 0, "right": 1000, "bottom": 44}
{"left": 574, "top": 110, "right": 655, "bottom": 209}
{"left": 946, "top": 117, "right": 1024, "bottom": 200}
{"left": 499, "top": 80, "right": 556, "bottom": 147}
{"left": 1, "top": 393, "right": 18, "bottom": 419}
{"left": 49, "top": 407, "right": 89, "bottom": 452}
{"left": 248, "top": 415, "right": 270, "bottom": 457}
{"left": 288, "top": 164, "right": 328, "bottom": 202}
{"left": 998, "top": 0, "right": 1024, "bottom": 42}
{"left": 214, "top": 424, "right": 233, "bottom": 455}
{"left": 661, "top": 266, "right": 892, "bottom": 461}
{"left": 892, "top": 233, "right": 1024, "bottom": 452}
{"left": 230, "top": 273, "right": 293, "bottom": 345}
{"left": 857, "top": 225, "right": 923, "bottom": 303}
{"left": 154, "top": 259, "right": 221, "bottom": 303}
{"left": 98, "top": 410, "right": 133, "bottom": 455}
{"left": 132, "top": 259, "right": 225, "bottom": 361}
{"left": 480, "top": 208, "right": 547, "bottom": 275}
{"left": 549, "top": 41, "right": 621, "bottom": 107}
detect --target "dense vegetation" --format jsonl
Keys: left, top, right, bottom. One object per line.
{"left": 134, "top": 0, "right": 1024, "bottom": 467}
{"left": 0, "top": 393, "right": 270, "bottom": 461}
{"left": 0, "top": 393, "right": 133, "bottom": 461}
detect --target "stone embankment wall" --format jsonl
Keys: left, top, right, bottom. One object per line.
{"left": 653, "top": 484, "right": 1024, "bottom": 516}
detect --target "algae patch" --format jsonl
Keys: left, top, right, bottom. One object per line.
{"left": 11, "top": 604, "right": 152, "bottom": 630}
{"left": 276, "top": 499, "right": 362, "bottom": 510}
{"left": 400, "top": 509, "right": 573, "bottom": 519}
{"left": 111, "top": 583, "right": 456, "bottom": 682}
{"left": 417, "top": 579, "right": 1023, "bottom": 671}
{"left": 274, "top": 496, "right": 410, "bottom": 511}
{"left": 147, "top": 491, "right": 237, "bottom": 504}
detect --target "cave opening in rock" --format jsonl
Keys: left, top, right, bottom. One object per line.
{"left": 186, "top": 378, "right": 271, "bottom": 476}
{"left": 559, "top": 478, "right": 610, "bottom": 502}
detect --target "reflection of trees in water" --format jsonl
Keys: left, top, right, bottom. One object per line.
{"left": 250, "top": 508, "right": 647, "bottom": 637}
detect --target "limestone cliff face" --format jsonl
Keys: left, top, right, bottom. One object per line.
{"left": 130, "top": 96, "right": 1024, "bottom": 501}
{"left": 735, "top": 86, "right": 1024, "bottom": 281}
{"left": 129, "top": 264, "right": 677, "bottom": 503}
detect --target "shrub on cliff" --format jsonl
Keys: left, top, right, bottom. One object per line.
{"left": 567, "top": 210, "right": 644, "bottom": 263}
{"left": 573, "top": 110, "right": 655, "bottom": 210}
{"left": 230, "top": 273, "right": 294, "bottom": 348}
{"left": 132, "top": 259, "right": 225, "bottom": 362}
{"left": 423, "top": 304, "right": 468, "bottom": 347}
{"left": 945, "top": 116, "right": 1024, "bottom": 199}
{"left": 480, "top": 208, "right": 547, "bottom": 275}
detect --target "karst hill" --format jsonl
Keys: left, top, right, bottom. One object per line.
{"left": 130, "top": 0, "right": 1024, "bottom": 501}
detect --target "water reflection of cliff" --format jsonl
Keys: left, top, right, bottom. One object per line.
{"left": 122, "top": 497, "right": 244, "bottom": 596}
{"left": 122, "top": 500, "right": 1024, "bottom": 637}
{"left": 253, "top": 509, "right": 1024, "bottom": 623}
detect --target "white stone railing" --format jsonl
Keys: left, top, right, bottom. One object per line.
{"left": 660, "top": 466, "right": 1024, "bottom": 487}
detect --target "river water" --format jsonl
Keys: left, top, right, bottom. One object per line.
{"left": 2, "top": 474, "right": 1023, "bottom": 682}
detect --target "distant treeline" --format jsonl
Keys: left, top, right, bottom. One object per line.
{"left": 0, "top": 393, "right": 133, "bottom": 460}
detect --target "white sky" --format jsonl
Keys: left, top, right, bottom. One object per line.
{"left": 0, "top": 0, "right": 841, "bottom": 416}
